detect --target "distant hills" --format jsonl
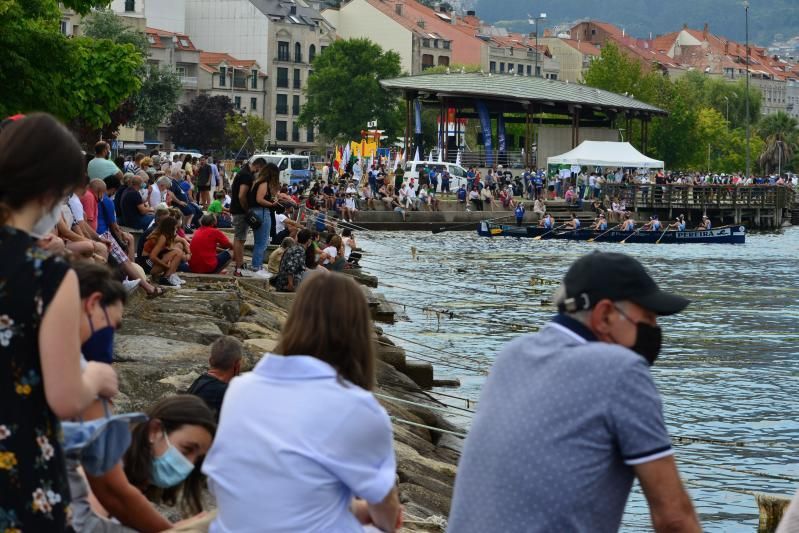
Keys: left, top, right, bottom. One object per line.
{"left": 473, "top": 0, "right": 799, "bottom": 46}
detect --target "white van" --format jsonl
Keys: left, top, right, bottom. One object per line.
{"left": 249, "top": 153, "right": 312, "bottom": 186}
{"left": 402, "top": 161, "right": 469, "bottom": 191}
{"left": 167, "top": 151, "right": 202, "bottom": 162}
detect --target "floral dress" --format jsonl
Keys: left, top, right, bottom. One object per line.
{"left": 273, "top": 246, "right": 306, "bottom": 292}
{"left": 0, "top": 226, "right": 72, "bottom": 532}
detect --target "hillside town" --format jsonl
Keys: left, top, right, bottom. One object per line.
{"left": 58, "top": 0, "right": 799, "bottom": 153}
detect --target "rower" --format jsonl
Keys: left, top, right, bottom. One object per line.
{"left": 696, "top": 215, "right": 711, "bottom": 230}
{"left": 538, "top": 213, "right": 553, "bottom": 229}
{"left": 642, "top": 215, "right": 661, "bottom": 231}
{"left": 669, "top": 215, "right": 686, "bottom": 231}
{"left": 591, "top": 213, "right": 607, "bottom": 231}
{"left": 565, "top": 213, "right": 581, "bottom": 230}
{"left": 621, "top": 214, "right": 635, "bottom": 232}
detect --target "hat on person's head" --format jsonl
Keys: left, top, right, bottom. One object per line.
{"left": 559, "top": 252, "right": 690, "bottom": 316}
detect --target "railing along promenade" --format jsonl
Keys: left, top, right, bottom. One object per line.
{"left": 600, "top": 184, "right": 795, "bottom": 227}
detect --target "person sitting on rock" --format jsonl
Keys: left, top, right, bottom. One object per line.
{"left": 188, "top": 214, "right": 232, "bottom": 275}
{"left": 202, "top": 274, "right": 403, "bottom": 532}
{"left": 267, "top": 237, "right": 294, "bottom": 276}
{"left": 187, "top": 336, "right": 243, "bottom": 418}
{"left": 273, "top": 231, "right": 312, "bottom": 292}
{"left": 137, "top": 216, "right": 185, "bottom": 287}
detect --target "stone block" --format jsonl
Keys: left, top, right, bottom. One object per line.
{"left": 377, "top": 345, "right": 407, "bottom": 370}
{"left": 244, "top": 338, "right": 279, "bottom": 355}
{"left": 404, "top": 361, "right": 434, "bottom": 389}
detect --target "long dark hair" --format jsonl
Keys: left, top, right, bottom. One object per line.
{"left": 148, "top": 217, "right": 178, "bottom": 248}
{"left": 253, "top": 163, "right": 280, "bottom": 198}
{"left": 0, "top": 113, "right": 83, "bottom": 225}
{"left": 124, "top": 395, "right": 216, "bottom": 515}
{"left": 274, "top": 273, "right": 376, "bottom": 390}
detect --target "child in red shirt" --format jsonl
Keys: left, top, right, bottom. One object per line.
{"left": 189, "top": 214, "right": 233, "bottom": 274}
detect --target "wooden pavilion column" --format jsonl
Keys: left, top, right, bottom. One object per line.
{"left": 524, "top": 104, "right": 532, "bottom": 168}
{"left": 404, "top": 95, "right": 411, "bottom": 159}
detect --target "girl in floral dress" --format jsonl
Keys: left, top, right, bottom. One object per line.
{"left": 0, "top": 114, "right": 118, "bottom": 531}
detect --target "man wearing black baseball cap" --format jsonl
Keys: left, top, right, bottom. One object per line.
{"left": 450, "top": 252, "right": 700, "bottom": 533}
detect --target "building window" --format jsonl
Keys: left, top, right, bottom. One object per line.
{"left": 59, "top": 20, "right": 68, "bottom": 35}
{"left": 549, "top": 73, "right": 557, "bottom": 80}
{"left": 490, "top": 61, "right": 496, "bottom": 73}
{"left": 276, "top": 121, "right": 287, "bottom": 141}
{"left": 518, "top": 64, "right": 524, "bottom": 75}
{"left": 276, "top": 94, "right": 288, "bottom": 115}
{"left": 175, "top": 66, "right": 186, "bottom": 77}
{"left": 527, "top": 65, "right": 532, "bottom": 76}
{"left": 443, "top": 41, "right": 451, "bottom": 49}
{"left": 499, "top": 62, "right": 505, "bottom": 73}
{"left": 294, "top": 42, "right": 302, "bottom": 63}
{"left": 293, "top": 69, "right": 301, "bottom": 89}
{"left": 219, "top": 66, "right": 226, "bottom": 87}
{"left": 251, "top": 69, "right": 258, "bottom": 89}
{"left": 395, "top": 3, "right": 402, "bottom": 15}
{"left": 422, "top": 38, "right": 430, "bottom": 48}
{"left": 125, "top": 0, "right": 135, "bottom": 12}
{"left": 321, "top": 46, "right": 327, "bottom": 55}
{"left": 438, "top": 56, "right": 449, "bottom": 66}
{"left": 422, "top": 54, "right": 434, "bottom": 70}
{"left": 434, "top": 39, "right": 439, "bottom": 48}
{"left": 276, "top": 67, "right": 288, "bottom": 88}
{"left": 309, "top": 44, "right": 316, "bottom": 63}
{"left": 234, "top": 96, "right": 241, "bottom": 109}
{"left": 292, "top": 95, "right": 300, "bottom": 115}
{"left": 278, "top": 41, "right": 290, "bottom": 61}
{"left": 307, "top": 128, "right": 314, "bottom": 143}
{"left": 536, "top": 65, "right": 541, "bottom": 77}
{"left": 251, "top": 97, "right": 257, "bottom": 111}
{"left": 292, "top": 123, "right": 300, "bottom": 142}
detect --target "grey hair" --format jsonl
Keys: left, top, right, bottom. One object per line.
{"left": 209, "top": 336, "right": 243, "bottom": 371}
{"left": 156, "top": 176, "right": 172, "bottom": 187}
{"left": 280, "top": 237, "right": 295, "bottom": 249}
{"left": 552, "top": 283, "right": 591, "bottom": 324}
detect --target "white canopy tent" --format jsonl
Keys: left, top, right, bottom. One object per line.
{"left": 547, "top": 141, "right": 664, "bottom": 169}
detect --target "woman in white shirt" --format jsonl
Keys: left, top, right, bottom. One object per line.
{"left": 203, "top": 274, "right": 402, "bottom": 532}
{"left": 149, "top": 176, "right": 172, "bottom": 209}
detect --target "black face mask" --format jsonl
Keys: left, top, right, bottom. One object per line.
{"left": 630, "top": 322, "right": 662, "bottom": 366}
{"left": 613, "top": 306, "right": 662, "bottom": 365}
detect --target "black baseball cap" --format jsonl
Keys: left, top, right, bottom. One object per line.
{"left": 559, "top": 252, "right": 690, "bottom": 316}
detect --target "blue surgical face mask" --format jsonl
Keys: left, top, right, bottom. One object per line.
{"left": 82, "top": 306, "right": 115, "bottom": 364}
{"left": 150, "top": 431, "right": 195, "bottom": 488}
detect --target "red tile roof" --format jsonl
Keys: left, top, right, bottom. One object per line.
{"left": 199, "top": 52, "right": 263, "bottom": 73}
{"left": 145, "top": 27, "right": 197, "bottom": 51}
{"left": 559, "top": 39, "right": 601, "bottom": 56}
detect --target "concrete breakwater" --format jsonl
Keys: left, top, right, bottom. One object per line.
{"left": 113, "top": 271, "right": 461, "bottom": 531}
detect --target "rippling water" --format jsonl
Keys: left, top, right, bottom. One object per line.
{"left": 359, "top": 227, "right": 799, "bottom": 531}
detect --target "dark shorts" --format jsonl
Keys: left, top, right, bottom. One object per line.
{"left": 198, "top": 186, "right": 211, "bottom": 192}
{"left": 214, "top": 251, "right": 231, "bottom": 273}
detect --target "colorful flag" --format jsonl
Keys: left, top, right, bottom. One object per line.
{"left": 413, "top": 146, "right": 420, "bottom": 162}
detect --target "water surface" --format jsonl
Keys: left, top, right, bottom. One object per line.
{"left": 360, "top": 227, "right": 799, "bottom": 531}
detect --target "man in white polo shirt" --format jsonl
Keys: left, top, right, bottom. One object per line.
{"left": 450, "top": 252, "right": 700, "bottom": 533}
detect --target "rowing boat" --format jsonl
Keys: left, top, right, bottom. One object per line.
{"left": 477, "top": 222, "right": 746, "bottom": 244}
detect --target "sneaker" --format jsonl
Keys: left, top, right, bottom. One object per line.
{"left": 168, "top": 273, "right": 185, "bottom": 286}
{"left": 122, "top": 279, "right": 141, "bottom": 294}
{"left": 158, "top": 276, "right": 180, "bottom": 287}
{"left": 233, "top": 268, "right": 243, "bottom": 277}
{"left": 183, "top": 225, "right": 194, "bottom": 235}
{"left": 253, "top": 269, "right": 271, "bottom": 280}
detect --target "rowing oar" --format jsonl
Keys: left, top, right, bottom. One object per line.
{"left": 620, "top": 225, "right": 646, "bottom": 244}
{"left": 655, "top": 227, "right": 670, "bottom": 244}
{"left": 533, "top": 223, "right": 569, "bottom": 241}
{"left": 587, "top": 223, "right": 622, "bottom": 242}
{"left": 431, "top": 214, "right": 515, "bottom": 234}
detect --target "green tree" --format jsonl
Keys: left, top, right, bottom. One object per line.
{"left": 131, "top": 66, "right": 182, "bottom": 131}
{"left": 298, "top": 38, "right": 402, "bottom": 142}
{"left": 225, "top": 114, "right": 271, "bottom": 154}
{"left": 82, "top": 8, "right": 149, "bottom": 54}
{"left": 61, "top": 38, "right": 143, "bottom": 130}
{"left": 421, "top": 63, "right": 482, "bottom": 75}
{"left": 168, "top": 95, "right": 234, "bottom": 153}
{"left": 757, "top": 112, "right": 798, "bottom": 174}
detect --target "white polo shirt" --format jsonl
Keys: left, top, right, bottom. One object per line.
{"left": 204, "top": 354, "right": 396, "bottom": 533}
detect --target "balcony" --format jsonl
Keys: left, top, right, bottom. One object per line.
{"left": 276, "top": 106, "right": 288, "bottom": 115}
{"left": 180, "top": 76, "right": 198, "bottom": 88}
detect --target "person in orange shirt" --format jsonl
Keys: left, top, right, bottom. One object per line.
{"left": 189, "top": 214, "right": 233, "bottom": 274}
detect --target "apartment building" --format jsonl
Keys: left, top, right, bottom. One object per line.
{"left": 539, "top": 37, "right": 600, "bottom": 82}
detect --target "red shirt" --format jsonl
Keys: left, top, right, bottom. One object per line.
{"left": 80, "top": 190, "right": 99, "bottom": 231}
{"left": 189, "top": 226, "right": 232, "bottom": 273}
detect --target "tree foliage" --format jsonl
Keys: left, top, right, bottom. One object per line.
{"left": 225, "top": 114, "right": 271, "bottom": 155}
{"left": 422, "top": 63, "right": 483, "bottom": 75}
{"left": 757, "top": 112, "right": 797, "bottom": 174}
{"left": 131, "top": 67, "right": 182, "bottom": 131}
{"left": 168, "top": 95, "right": 235, "bottom": 152}
{"left": 298, "top": 38, "right": 403, "bottom": 142}
{"left": 82, "top": 8, "right": 149, "bottom": 54}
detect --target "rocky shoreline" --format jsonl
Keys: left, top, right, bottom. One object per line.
{"left": 114, "top": 270, "right": 461, "bottom": 531}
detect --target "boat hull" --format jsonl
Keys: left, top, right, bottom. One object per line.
{"left": 477, "top": 222, "right": 746, "bottom": 244}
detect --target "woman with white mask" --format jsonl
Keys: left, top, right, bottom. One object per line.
{"left": 0, "top": 113, "right": 119, "bottom": 531}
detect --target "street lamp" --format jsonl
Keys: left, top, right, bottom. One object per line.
{"left": 528, "top": 12, "right": 547, "bottom": 78}
{"left": 744, "top": 0, "right": 751, "bottom": 179}
{"left": 723, "top": 96, "right": 730, "bottom": 124}
{"left": 777, "top": 140, "right": 784, "bottom": 178}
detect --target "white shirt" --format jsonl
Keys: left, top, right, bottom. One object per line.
{"left": 148, "top": 185, "right": 162, "bottom": 209}
{"left": 345, "top": 197, "right": 356, "bottom": 210}
{"left": 275, "top": 213, "right": 287, "bottom": 234}
{"left": 342, "top": 237, "right": 353, "bottom": 260}
{"left": 67, "top": 194, "right": 85, "bottom": 223}
{"left": 204, "top": 355, "right": 395, "bottom": 533}
{"left": 322, "top": 245, "right": 338, "bottom": 265}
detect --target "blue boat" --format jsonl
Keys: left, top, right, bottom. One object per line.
{"left": 477, "top": 222, "right": 746, "bottom": 244}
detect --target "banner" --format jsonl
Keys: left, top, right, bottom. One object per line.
{"left": 475, "top": 100, "right": 494, "bottom": 167}
{"left": 498, "top": 114, "right": 507, "bottom": 155}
